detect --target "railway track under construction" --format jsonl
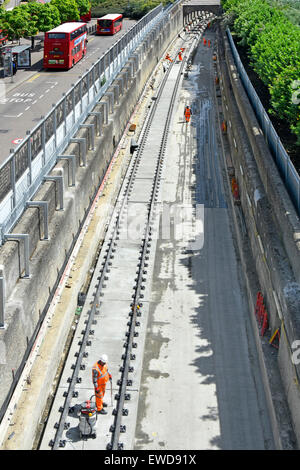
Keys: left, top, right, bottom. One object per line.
{"left": 38, "top": 22, "right": 208, "bottom": 450}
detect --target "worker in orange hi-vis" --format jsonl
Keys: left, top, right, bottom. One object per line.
{"left": 178, "top": 51, "right": 183, "bottom": 61}
{"left": 203, "top": 38, "right": 206, "bottom": 46}
{"left": 165, "top": 53, "right": 173, "bottom": 62}
{"left": 92, "top": 354, "right": 112, "bottom": 414}
{"left": 184, "top": 105, "right": 192, "bottom": 123}
{"left": 221, "top": 121, "right": 227, "bottom": 133}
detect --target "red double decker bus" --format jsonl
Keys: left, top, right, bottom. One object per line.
{"left": 43, "top": 22, "right": 88, "bottom": 70}
{"left": 96, "top": 14, "right": 123, "bottom": 35}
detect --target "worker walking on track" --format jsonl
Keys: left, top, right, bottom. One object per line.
{"left": 92, "top": 354, "right": 112, "bottom": 414}
{"left": 184, "top": 105, "right": 192, "bottom": 123}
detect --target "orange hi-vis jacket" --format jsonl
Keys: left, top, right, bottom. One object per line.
{"left": 185, "top": 107, "right": 191, "bottom": 120}
{"left": 92, "top": 361, "right": 112, "bottom": 388}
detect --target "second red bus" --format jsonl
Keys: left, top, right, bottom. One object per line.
{"left": 43, "top": 22, "right": 88, "bottom": 70}
{"left": 96, "top": 14, "right": 123, "bottom": 35}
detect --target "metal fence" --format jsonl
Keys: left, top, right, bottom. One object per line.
{"left": 0, "top": 4, "right": 166, "bottom": 244}
{"left": 226, "top": 28, "right": 300, "bottom": 216}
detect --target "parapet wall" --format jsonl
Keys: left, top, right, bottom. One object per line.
{"left": 217, "top": 24, "right": 300, "bottom": 446}
{"left": 0, "top": 7, "right": 182, "bottom": 421}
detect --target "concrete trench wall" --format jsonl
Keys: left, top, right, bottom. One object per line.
{"left": 217, "top": 25, "right": 300, "bottom": 445}
{"left": 0, "top": 7, "right": 182, "bottom": 417}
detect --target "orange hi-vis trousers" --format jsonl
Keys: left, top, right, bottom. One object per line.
{"left": 95, "top": 385, "right": 106, "bottom": 411}
{"left": 92, "top": 361, "right": 111, "bottom": 411}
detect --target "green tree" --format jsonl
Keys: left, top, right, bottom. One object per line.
{"left": 0, "top": 6, "right": 5, "bottom": 33}
{"left": 76, "top": 0, "right": 91, "bottom": 16}
{"left": 1, "top": 6, "right": 37, "bottom": 42}
{"left": 222, "top": 0, "right": 300, "bottom": 145}
{"left": 250, "top": 21, "right": 300, "bottom": 85}
{"left": 26, "top": 2, "right": 61, "bottom": 32}
{"left": 22, "top": 2, "right": 61, "bottom": 49}
{"left": 233, "top": 0, "right": 286, "bottom": 48}
{"left": 50, "top": 0, "right": 80, "bottom": 23}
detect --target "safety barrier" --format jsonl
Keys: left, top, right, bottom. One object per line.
{"left": 0, "top": 4, "right": 165, "bottom": 245}
{"left": 226, "top": 29, "right": 300, "bottom": 217}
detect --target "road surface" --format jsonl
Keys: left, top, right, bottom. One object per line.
{"left": 0, "top": 19, "right": 136, "bottom": 160}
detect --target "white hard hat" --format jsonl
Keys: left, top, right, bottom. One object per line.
{"left": 100, "top": 354, "right": 108, "bottom": 363}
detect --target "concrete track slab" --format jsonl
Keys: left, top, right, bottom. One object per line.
{"left": 133, "top": 26, "right": 275, "bottom": 451}
{"left": 128, "top": 179, "right": 155, "bottom": 203}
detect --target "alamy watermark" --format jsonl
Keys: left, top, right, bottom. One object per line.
{"left": 291, "top": 340, "right": 300, "bottom": 365}
{"left": 115, "top": 202, "right": 205, "bottom": 251}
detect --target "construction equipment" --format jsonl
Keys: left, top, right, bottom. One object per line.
{"left": 78, "top": 396, "right": 97, "bottom": 439}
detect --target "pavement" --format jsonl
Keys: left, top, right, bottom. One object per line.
{"left": 0, "top": 37, "right": 45, "bottom": 96}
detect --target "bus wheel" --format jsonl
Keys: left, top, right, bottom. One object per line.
{"left": 72, "top": 59, "right": 75, "bottom": 68}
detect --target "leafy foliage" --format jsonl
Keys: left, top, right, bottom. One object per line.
{"left": 25, "top": 2, "right": 61, "bottom": 33}
{"left": 50, "top": 0, "right": 80, "bottom": 23}
{"left": 1, "top": 5, "right": 38, "bottom": 41}
{"left": 222, "top": 0, "right": 300, "bottom": 145}
{"left": 76, "top": 0, "right": 92, "bottom": 16}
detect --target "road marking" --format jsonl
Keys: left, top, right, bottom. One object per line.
{"left": 25, "top": 106, "right": 31, "bottom": 111}
{"left": 39, "top": 94, "right": 44, "bottom": 99}
{"left": 27, "top": 73, "right": 40, "bottom": 83}
{"left": 2, "top": 112, "right": 23, "bottom": 118}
